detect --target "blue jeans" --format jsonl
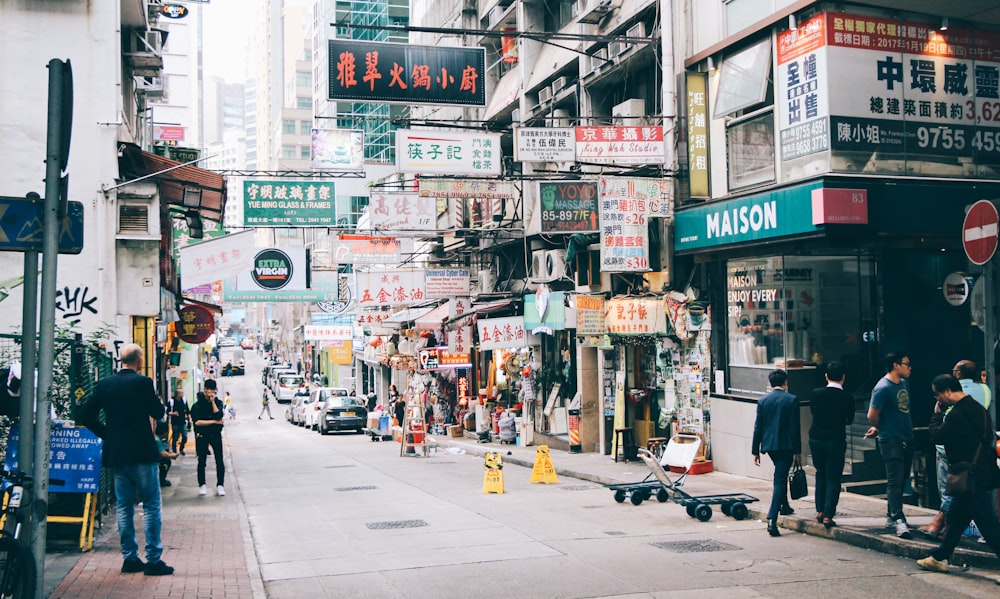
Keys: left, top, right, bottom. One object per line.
{"left": 931, "top": 488, "right": 1000, "bottom": 562}
{"left": 878, "top": 439, "right": 913, "bottom": 522}
{"left": 766, "top": 450, "right": 794, "bottom": 520}
{"left": 809, "top": 438, "right": 846, "bottom": 518}
{"left": 114, "top": 463, "right": 163, "bottom": 563}
{"left": 934, "top": 446, "right": 952, "bottom": 513}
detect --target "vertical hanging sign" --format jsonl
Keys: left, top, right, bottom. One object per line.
{"left": 686, "top": 72, "right": 710, "bottom": 197}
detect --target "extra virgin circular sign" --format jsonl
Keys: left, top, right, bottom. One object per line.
{"left": 251, "top": 249, "right": 294, "bottom": 290}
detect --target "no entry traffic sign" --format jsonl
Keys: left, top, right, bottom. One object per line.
{"left": 963, "top": 200, "right": 999, "bottom": 266}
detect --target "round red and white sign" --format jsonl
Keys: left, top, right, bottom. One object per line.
{"left": 963, "top": 200, "right": 999, "bottom": 266}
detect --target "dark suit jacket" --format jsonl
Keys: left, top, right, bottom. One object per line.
{"left": 808, "top": 385, "right": 855, "bottom": 442}
{"left": 752, "top": 388, "right": 801, "bottom": 455}
{"left": 78, "top": 368, "right": 164, "bottom": 467}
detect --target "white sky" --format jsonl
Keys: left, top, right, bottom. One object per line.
{"left": 199, "top": 0, "right": 256, "bottom": 83}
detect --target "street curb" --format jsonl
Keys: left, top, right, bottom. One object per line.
{"left": 227, "top": 442, "right": 268, "bottom": 599}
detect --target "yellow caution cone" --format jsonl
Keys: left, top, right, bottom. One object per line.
{"left": 483, "top": 451, "right": 505, "bottom": 494}
{"left": 529, "top": 445, "right": 558, "bottom": 484}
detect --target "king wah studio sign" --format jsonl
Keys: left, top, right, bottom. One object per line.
{"left": 328, "top": 40, "right": 486, "bottom": 107}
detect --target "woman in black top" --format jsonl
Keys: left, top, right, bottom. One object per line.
{"left": 808, "top": 362, "right": 855, "bottom": 528}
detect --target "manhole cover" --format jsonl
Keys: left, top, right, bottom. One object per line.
{"left": 604, "top": 531, "right": 627, "bottom": 536}
{"left": 425, "top": 461, "right": 457, "bottom": 465}
{"left": 366, "top": 519, "right": 429, "bottom": 530}
{"left": 325, "top": 464, "right": 356, "bottom": 469}
{"left": 561, "top": 485, "right": 599, "bottom": 491}
{"left": 335, "top": 485, "right": 377, "bottom": 492}
{"left": 651, "top": 539, "right": 740, "bottom": 553}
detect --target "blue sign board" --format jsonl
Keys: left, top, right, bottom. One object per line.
{"left": 673, "top": 182, "right": 822, "bottom": 252}
{"left": 4, "top": 424, "right": 103, "bottom": 493}
{"left": 0, "top": 197, "right": 84, "bottom": 254}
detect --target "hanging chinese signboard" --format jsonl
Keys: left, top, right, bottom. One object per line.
{"left": 539, "top": 181, "right": 599, "bottom": 233}
{"left": 575, "top": 126, "right": 666, "bottom": 165}
{"left": 355, "top": 271, "right": 426, "bottom": 308}
{"left": 576, "top": 294, "right": 607, "bottom": 336}
{"left": 604, "top": 297, "right": 667, "bottom": 335}
{"left": 328, "top": 40, "right": 486, "bottom": 107}
{"left": 223, "top": 270, "right": 339, "bottom": 303}
{"left": 417, "top": 347, "right": 472, "bottom": 371}
{"left": 513, "top": 127, "right": 576, "bottom": 162}
{"left": 397, "top": 130, "right": 502, "bottom": 175}
{"left": 176, "top": 305, "right": 215, "bottom": 344}
{"left": 178, "top": 230, "right": 255, "bottom": 290}
{"left": 686, "top": 72, "right": 711, "bottom": 197}
{"left": 424, "top": 269, "right": 471, "bottom": 298}
{"left": 448, "top": 324, "right": 473, "bottom": 354}
{"left": 369, "top": 192, "right": 437, "bottom": 231}
{"left": 304, "top": 325, "right": 354, "bottom": 341}
{"left": 598, "top": 180, "right": 651, "bottom": 273}
{"left": 311, "top": 129, "right": 364, "bottom": 171}
{"left": 476, "top": 316, "right": 529, "bottom": 351}
{"left": 332, "top": 235, "right": 406, "bottom": 265}
{"left": 599, "top": 176, "right": 673, "bottom": 218}
{"left": 243, "top": 179, "right": 335, "bottom": 226}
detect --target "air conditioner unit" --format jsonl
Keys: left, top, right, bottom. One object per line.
{"left": 487, "top": 5, "right": 503, "bottom": 28}
{"left": 531, "top": 250, "right": 548, "bottom": 282}
{"left": 478, "top": 269, "right": 496, "bottom": 293}
{"left": 538, "top": 86, "right": 552, "bottom": 104}
{"left": 626, "top": 22, "right": 646, "bottom": 40}
{"left": 546, "top": 249, "right": 567, "bottom": 280}
{"left": 552, "top": 76, "right": 571, "bottom": 96}
{"left": 135, "top": 76, "right": 164, "bottom": 97}
{"left": 586, "top": 47, "right": 609, "bottom": 74}
{"left": 612, "top": 98, "right": 645, "bottom": 126}
{"left": 608, "top": 39, "right": 628, "bottom": 60}
{"left": 578, "top": 0, "right": 613, "bottom": 24}
{"left": 511, "top": 108, "right": 520, "bottom": 122}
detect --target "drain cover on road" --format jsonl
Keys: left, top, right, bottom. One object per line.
{"left": 604, "top": 531, "right": 627, "bottom": 536}
{"left": 560, "top": 485, "right": 599, "bottom": 491}
{"left": 335, "top": 485, "right": 377, "bottom": 492}
{"left": 366, "top": 519, "right": 429, "bottom": 530}
{"left": 325, "top": 464, "right": 356, "bottom": 468}
{"left": 652, "top": 539, "right": 740, "bottom": 553}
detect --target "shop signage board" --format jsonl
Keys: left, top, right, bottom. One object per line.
{"left": 328, "top": 341, "right": 353, "bottom": 365}
{"left": 369, "top": 192, "right": 437, "bottom": 231}
{"left": 598, "top": 179, "right": 652, "bottom": 272}
{"left": 776, "top": 15, "right": 830, "bottom": 161}
{"left": 357, "top": 308, "right": 392, "bottom": 329}
{"left": 604, "top": 297, "right": 667, "bottom": 335}
{"left": 304, "top": 325, "right": 353, "bottom": 341}
{"left": 235, "top": 248, "right": 307, "bottom": 292}
{"left": 178, "top": 230, "right": 255, "bottom": 289}
{"left": 354, "top": 270, "right": 426, "bottom": 307}
{"left": 575, "top": 126, "right": 665, "bottom": 165}
{"left": 177, "top": 304, "right": 215, "bottom": 343}
{"left": 425, "top": 269, "right": 471, "bottom": 298}
{"left": 447, "top": 324, "right": 473, "bottom": 354}
{"left": 539, "top": 181, "right": 599, "bottom": 233}
{"left": 243, "top": 179, "right": 336, "bottom": 226}
{"left": 223, "top": 270, "right": 338, "bottom": 303}
{"left": 417, "top": 347, "right": 472, "bottom": 371}
{"left": 477, "top": 315, "right": 528, "bottom": 350}
{"left": 450, "top": 296, "right": 471, "bottom": 320}
{"left": 942, "top": 272, "right": 974, "bottom": 306}
{"left": 418, "top": 179, "right": 517, "bottom": 199}
{"left": 686, "top": 72, "right": 711, "bottom": 197}
{"left": 172, "top": 217, "right": 224, "bottom": 284}
{"left": 674, "top": 182, "right": 824, "bottom": 251}
{"left": 331, "top": 235, "right": 406, "bottom": 264}
{"left": 311, "top": 129, "right": 364, "bottom": 171}
{"left": 514, "top": 127, "right": 576, "bottom": 162}
{"left": 153, "top": 125, "right": 184, "bottom": 142}
{"left": 396, "top": 129, "right": 501, "bottom": 175}
{"left": 810, "top": 188, "right": 868, "bottom": 224}
{"left": 4, "top": 425, "right": 102, "bottom": 494}
{"left": 576, "top": 294, "right": 607, "bottom": 336}
{"left": 599, "top": 176, "right": 673, "bottom": 218}
{"left": 327, "top": 40, "right": 486, "bottom": 107}
{"left": 963, "top": 199, "right": 999, "bottom": 265}
{"left": 523, "top": 291, "right": 566, "bottom": 332}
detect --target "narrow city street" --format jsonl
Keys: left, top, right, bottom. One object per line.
{"left": 208, "top": 353, "right": 997, "bottom": 598}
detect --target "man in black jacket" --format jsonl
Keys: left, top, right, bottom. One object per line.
{"left": 192, "top": 379, "right": 225, "bottom": 496}
{"left": 917, "top": 374, "right": 1000, "bottom": 573}
{"left": 752, "top": 369, "right": 802, "bottom": 537}
{"left": 78, "top": 344, "right": 174, "bottom": 576}
{"left": 808, "top": 362, "right": 854, "bottom": 529}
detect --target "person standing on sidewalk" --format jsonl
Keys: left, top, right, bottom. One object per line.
{"left": 808, "top": 361, "right": 854, "bottom": 529}
{"left": 78, "top": 343, "right": 174, "bottom": 576}
{"left": 916, "top": 374, "right": 1000, "bottom": 573}
{"left": 192, "top": 380, "right": 226, "bottom": 496}
{"left": 751, "top": 369, "right": 801, "bottom": 537}
{"left": 865, "top": 351, "right": 914, "bottom": 539}
{"left": 168, "top": 388, "right": 190, "bottom": 456}
{"left": 258, "top": 389, "right": 274, "bottom": 419}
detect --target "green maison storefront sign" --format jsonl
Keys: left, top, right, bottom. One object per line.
{"left": 674, "top": 182, "right": 823, "bottom": 251}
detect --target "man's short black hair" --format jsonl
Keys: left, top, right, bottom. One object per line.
{"left": 204, "top": 379, "right": 217, "bottom": 390}
{"left": 931, "top": 374, "right": 962, "bottom": 394}
{"left": 768, "top": 369, "right": 788, "bottom": 388}
{"left": 884, "top": 352, "right": 908, "bottom": 373}
{"left": 825, "top": 361, "right": 845, "bottom": 382}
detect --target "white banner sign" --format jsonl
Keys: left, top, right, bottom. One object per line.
{"left": 514, "top": 127, "right": 576, "bottom": 162}
{"left": 332, "top": 235, "right": 409, "bottom": 264}
{"left": 425, "top": 269, "right": 471, "bottom": 298}
{"left": 355, "top": 271, "right": 426, "bottom": 308}
{"left": 178, "top": 230, "right": 256, "bottom": 289}
{"left": 417, "top": 179, "right": 517, "bottom": 199}
{"left": 450, "top": 296, "right": 472, "bottom": 320}
{"left": 599, "top": 179, "right": 651, "bottom": 272}
{"left": 598, "top": 176, "right": 673, "bottom": 218}
{"left": 397, "top": 129, "right": 503, "bottom": 175}
{"left": 605, "top": 298, "right": 667, "bottom": 335}
{"left": 575, "top": 126, "right": 666, "bottom": 165}
{"left": 477, "top": 315, "right": 528, "bottom": 351}
{"left": 447, "top": 324, "right": 473, "bottom": 354}
{"left": 304, "top": 325, "right": 354, "bottom": 341}
{"left": 369, "top": 192, "right": 437, "bottom": 231}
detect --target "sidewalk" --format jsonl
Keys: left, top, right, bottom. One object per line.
{"left": 44, "top": 441, "right": 265, "bottom": 599}
{"left": 434, "top": 432, "right": 1000, "bottom": 585}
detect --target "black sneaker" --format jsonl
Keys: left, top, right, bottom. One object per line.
{"left": 121, "top": 557, "right": 145, "bottom": 573}
{"left": 160, "top": 479, "right": 171, "bottom": 487}
{"left": 779, "top": 505, "right": 795, "bottom": 515}
{"left": 144, "top": 560, "right": 175, "bottom": 576}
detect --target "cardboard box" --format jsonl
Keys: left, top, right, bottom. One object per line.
{"left": 448, "top": 425, "right": 463, "bottom": 438}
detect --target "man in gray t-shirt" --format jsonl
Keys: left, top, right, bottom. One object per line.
{"left": 867, "top": 352, "right": 914, "bottom": 539}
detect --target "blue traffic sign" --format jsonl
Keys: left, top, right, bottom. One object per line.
{"left": 0, "top": 197, "right": 83, "bottom": 254}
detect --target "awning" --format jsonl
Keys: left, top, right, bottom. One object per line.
{"left": 381, "top": 305, "right": 438, "bottom": 329}
{"left": 179, "top": 296, "right": 223, "bottom": 315}
{"left": 414, "top": 303, "right": 451, "bottom": 330}
{"left": 117, "top": 141, "right": 226, "bottom": 220}
{"left": 484, "top": 65, "right": 521, "bottom": 122}
{"left": 445, "top": 300, "right": 514, "bottom": 329}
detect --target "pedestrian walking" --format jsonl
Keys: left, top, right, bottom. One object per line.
{"left": 259, "top": 390, "right": 274, "bottom": 419}
{"left": 866, "top": 351, "right": 915, "bottom": 539}
{"left": 192, "top": 380, "right": 226, "bottom": 497}
{"left": 78, "top": 343, "right": 174, "bottom": 576}
{"left": 751, "top": 369, "right": 801, "bottom": 537}
{"left": 916, "top": 374, "right": 1000, "bottom": 573}
{"left": 168, "top": 389, "right": 190, "bottom": 456}
{"left": 224, "top": 390, "right": 236, "bottom": 420}
{"left": 808, "top": 361, "right": 854, "bottom": 529}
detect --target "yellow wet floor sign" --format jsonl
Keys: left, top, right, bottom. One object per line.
{"left": 483, "top": 451, "right": 505, "bottom": 494}
{"left": 529, "top": 445, "right": 558, "bottom": 484}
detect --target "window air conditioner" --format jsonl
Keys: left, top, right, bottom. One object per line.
{"left": 608, "top": 40, "right": 627, "bottom": 60}
{"left": 626, "top": 22, "right": 645, "bottom": 40}
{"left": 116, "top": 201, "right": 159, "bottom": 240}
{"left": 531, "top": 250, "right": 548, "bottom": 282}
{"left": 552, "top": 76, "right": 570, "bottom": 95}
{"left": 546, "top": 249, "right": 567, "bottom": 280}
{"left": 538, "top": 86, "right": 552, "bottom": 104}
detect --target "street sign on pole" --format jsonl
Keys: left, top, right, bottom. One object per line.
{"left": 0, "top": 197, "right": 83, "bottom": 254}
{"left": 962, "top": 199, "right": 999, "bottom": 266}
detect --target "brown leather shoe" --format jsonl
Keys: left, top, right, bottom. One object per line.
{"left": 919, "top": 512, "right": 945, "bottom": 539}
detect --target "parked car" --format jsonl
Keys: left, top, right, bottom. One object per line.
{"left": 267, "top": 367, "right": 297, "bottom": 398}
{"left": 222, "top": 360, "right": 245, "bottom": 376}
{"left": 219, "top": 337, "right": 237, "bottom": 347}
{"left": 290, "top": 391, "right": 320, "bottom": 426}
{"left": 286, "top": 394, "right": 308, "bottom": 425}
{"left": 303, "top": 387, "right": 343, "bottom": 430}
{"left": 275, "top": 375, "right": 307, "bottom": 403}
{"left": 240, "top": 338, "right": 255, "bottom": 350}
{"left": 316, "top": 390, "right": 366, "bottom": 435}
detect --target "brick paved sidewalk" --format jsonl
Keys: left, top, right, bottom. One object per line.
{"left": 48, "top": 440, "right": 264, "bottom": 598}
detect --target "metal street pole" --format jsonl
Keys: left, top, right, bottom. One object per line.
{"left": 18, "top": 248, "right": 38, "bottom": 550}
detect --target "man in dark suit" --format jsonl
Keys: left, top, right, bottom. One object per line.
{"left": 752, "top": 369, "right": 802, "bottom": 537}
{"left": 808, "top": 362, "right": 854, "bottom": 529}
{"left": 79, "top": 344, "right": 174, "bottom": 576}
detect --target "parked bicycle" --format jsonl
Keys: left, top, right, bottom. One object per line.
{"left": 0, "top": 468, "right": 63, "bottom": 598}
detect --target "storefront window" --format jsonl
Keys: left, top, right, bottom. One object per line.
{"left": 725, "top": 255, "right": 874, "bottom": 395}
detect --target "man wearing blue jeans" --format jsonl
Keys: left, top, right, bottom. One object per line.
{"left": 79, "top": 344, "right": 174, "bottom": 576}
{"left": 866, "top": 352, "right": 914, "bottom": 539}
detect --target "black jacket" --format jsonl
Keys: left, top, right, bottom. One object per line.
{"left": 78, "top": 369, "right": 164, "bottom": 466}
{"left": 190, "top": 397, "right": 224, "bottom": 436}
{"left": 808, "top": 385, "right": 855, "bottom": 442}
{"left": 929, "top": 395, "right": 1000, "bottom": 491}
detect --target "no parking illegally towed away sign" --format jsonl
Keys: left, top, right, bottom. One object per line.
{"left": 963, "top": 200, "right": 999, "bottom": 266}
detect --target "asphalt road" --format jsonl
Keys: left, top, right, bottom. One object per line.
{"left": 216, "top": 352, "right": 999, "bottom": 599}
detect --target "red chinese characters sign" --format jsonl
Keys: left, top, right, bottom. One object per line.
{"left": 355, "top": 271, "right": 426, "bottom": 308}
{"left": 328, "top": 40, "right": 486, "bottom": 107}
{"left": 604, "top": 298, "right": 666, "bottom": 335}
{"left": 476, "top": 316, "right": 528, "bottom": 351}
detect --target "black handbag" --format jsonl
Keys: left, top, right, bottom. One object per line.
{"left": 789, "top": 463, "right": 808, "bottom": 500}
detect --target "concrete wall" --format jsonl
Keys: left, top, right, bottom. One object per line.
{"left": 710, "top": 394, "right": 812, "bottom": 480}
